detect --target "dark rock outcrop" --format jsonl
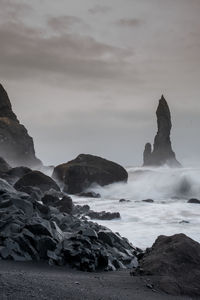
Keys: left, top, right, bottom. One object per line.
{"left": 143, "top": 95, "right": 181, "bottom": 167}
{"left": 14, "top": 171, "right": 60, "bottom": 193}
{"left": 188, "top": 198, "right": 200, "bottom": 204}
{"left": 53, "top": 154, "right": 128, "bottom": 194}
{"left": 54, "top": 195, "right": 73, "bottom": 214}
{"left": 119, "top": 199, "right": 130, "bottom": 203}
{"left": 136, "top": 234, "right": 200, "bottom": 297}
{"left": 3, "top": 166, "right": 32, "bottom": 185}
{"left": 78, "top": 191, "right": 101, "bottom": 198}
{"left": 0, "top": 84, "right": 41, "bottom": 167}
{"left": 0, "top": 157, "right": 11, "bottom": 173}
{"left": 0, "top": 179, "right": 139, "bottom": 272}
{"left": 142, "top": 199, "right": 154, "bottom": 203}
{"left": 87, "top": 211, "right": 120, "bottom": 220}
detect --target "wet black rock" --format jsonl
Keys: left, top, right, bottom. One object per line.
{"left": 73, "top": 204, "right": 90, "bottom": 216}
{"left": 42, "top": 194, "right": 59, "bottom": 206}
{"left": 0, "top": 183, "right": 138, "bottom": 272}
{"left": 53, "top": 154, "right": 128, "bottom": 194}
{"left": 143, "top": 95, "right": 181, "bottom": 167}
{"left": 0, "top": 178, "right": 16, "bottom": 194}
{"left": 142, "top": 199, "right": 154, "bottom": 203}
{"left": 137, "top": 234, "right": 200, "bottom": 297}
{"left": 119, "top": 199, "right": 131, "bottom": 203}
{"left": 78, "top": 191, "right": 101, "bottom": 198}
{"left": 87, "top": 211, "right": 120, "bottom": 220}
{"left": 7, "top": 166, "right": 32, "bottom": 178}
{"left": 14, "top": 171, "right": 60, "bottom": 193}
{"left": 14, "top": 186, "right": 43, "bottom": 203}
{"left": 4, "top": 166, "right": 32, "bottom": 185}
{"left": 0, "top": 84, "right": 42, "bottom": 167}
{"left": 188, "top": 198, "right": 200, "bottom": 204}
{"left": 179, "top": 220, "right": 190, "bottom": 224}
{"left": 54, "top": 196, "right": 73, "bottom": 214}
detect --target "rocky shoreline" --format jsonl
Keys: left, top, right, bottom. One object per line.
{"left": 0, "top": 84, "right": 199, "bottom": 298}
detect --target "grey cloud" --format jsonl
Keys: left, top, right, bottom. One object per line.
{"left": 0, "top": 19, "right": 135, "bottom": 88}
{"left": 47, "top": 15, "right": 89, "bottom": 32}
{"left": 88, "top": 5, "right": 111, "bottom": 15}
{"left": 115, "top": 18, "right": 142, "bottom": 27}
{"left": 0, "top": 0, "right": 32, "bottom": 21}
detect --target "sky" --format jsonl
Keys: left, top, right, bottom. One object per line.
{"left": 0, "top": 0, "right": 200, "bottom": 167}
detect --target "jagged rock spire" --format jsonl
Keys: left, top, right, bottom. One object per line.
{"left": 0, "top": 84, "right": 18, "bottom": 121}
{"left": 0, "top": 83, "right": 42, "bottom": 167}
{"left": 143, "top": 95, "right": 181, "bottom": 167}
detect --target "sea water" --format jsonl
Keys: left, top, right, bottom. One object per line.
{"left": 72, "top": 166, "right": 200, "bottom": 249}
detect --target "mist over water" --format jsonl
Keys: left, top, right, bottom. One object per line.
{"left": 73, "top": 166, "right": 200, "bottom": 249}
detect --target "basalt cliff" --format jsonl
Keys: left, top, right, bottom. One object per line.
{"left": 143, "top": 95, "right": 181, "bottom": 167}
{"left": 0, "top": 84, "right": 41, "bottom": 167}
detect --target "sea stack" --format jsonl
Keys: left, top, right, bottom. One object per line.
{"left": 0, "top": 84, "right": 41, "bottom": 167}
{"left": 143, "top": 95, "right": 181, "bottom": 167}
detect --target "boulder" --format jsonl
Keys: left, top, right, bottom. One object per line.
{"left": 0, "top": 178, "right": 16, "bottom": 194}
{"left": 4, "top": 166, "right": 32, "bottom": 185}
{"left": 142, "top": 199, "right": 154, "bottom": 203}
{"left": 188, "top": 198, "right": 200, "bottom": 204}
{"left": 87, "top": 210, "right": 120, "bottom": 220}
{"left": 53, "top": 154, "right": 128, "bottom": 194}
{"left": 26, "top": 217, "right": 53, "bottom": 236}
{"left": 138, "top": 234, "right": 200, "bottom": 296}
{"left": 7, "top": 166, "right": 32, "bottom": 178}
{"left": 11, "top": 197, "right": 33, "bottom": 215}
{"left": 78, "top": 191, "right": 101, "bottom": 198}
{"left": 54, "top": 196, "right": 73, "bottom": 214}
{"left": 143, "top": 95, "right": 181, "bottom": 167}
{"left": 0, "top": 183, "right": 140, "bottom": 272}
{"left": 0, "top": 84, "right": 42, "bottom": 167}
{"left": 15, "top": 186, "right": 43, "bottom": 202}
{"left": 14, "top": 171, "right": 60, "bottom": 193}
{"left": 119, "top": 199, "right": 131, "bottom": 203}
{"left": 41, "top": 194, "right": 59, "bottom": 206}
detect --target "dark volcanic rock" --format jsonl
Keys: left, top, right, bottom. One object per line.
{"left": 143, "top": 143, "right": 152, "bottom": 166}
{"left": 78, "top": 191, "right": 101, "bottom": 198}
{"left": 42, "top": 194, "right": 59, "bottom": 206}
{"left": 0, "top": 157, "right": 11, "bottom": 173}
{"left": 0, "top": 184, "right": 139, "bottom": 272}
{"left": 4, "top": 166, "right": 32, "bottom": 185}
{"left": 119, "top": 199, "right": 130, "bottom": 203}
{"left": 188, "top": 198, "right": 200, "bottom": 204}
{"left": 142, "top": 199, "right": 154, "bottom": 203}
{"left": 7, "top": 167, "right": 32, "bottom": 178}
{"left": 54, "top": 196, "right": 73, "bottom": 214}
{"left": 0, "top": 84, "right": 41, "bottom": 167}
{"left": 138, "top": 234, "right": 200, "bottom": 296}
{"left": 143, "top": 95, "right": 181, "bottom": 167}
{"left": 53, "top": 154, "right": 128, "bottom": 194}
{"left": 14, "top": 171, "right": 60, "bottom": 193}
{"left": 16, "top": 186, "right": 43, "bottom": 202}
{"left": 87, "top": 210, "right": 120, "bottom": 220}
{"left": 0, "top": 178, "right": 16, "bottom": 194}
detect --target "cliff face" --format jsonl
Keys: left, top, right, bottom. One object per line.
{"left": 143, "top": 95, "right": 181, "bottom": 167}
{"left": 0, "top": 84, "right": 41, "bottom": 167}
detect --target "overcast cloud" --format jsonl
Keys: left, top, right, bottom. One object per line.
{"left": 0, "top": 0, "right": 200, "bottom": 167}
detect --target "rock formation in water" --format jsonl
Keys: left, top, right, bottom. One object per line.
{"left": 143, "top": 95, "right": 181, "bottom": 167}
{"left": 53, "top": 154, "right": 128, "bottom": 194}
{"left": 0, "top": 84, "right": 41, "bottom": 167}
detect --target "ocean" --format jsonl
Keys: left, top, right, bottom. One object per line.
{"left": 72, "top": 166, "right": 200, "bottom": 249}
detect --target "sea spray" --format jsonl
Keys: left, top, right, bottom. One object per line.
{"left": 73, "top": 167, "right": 200, "bottom": 249}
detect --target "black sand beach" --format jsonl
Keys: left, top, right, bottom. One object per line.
{"left": 0, "top": 260, "right": 191, "bottom": 300}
